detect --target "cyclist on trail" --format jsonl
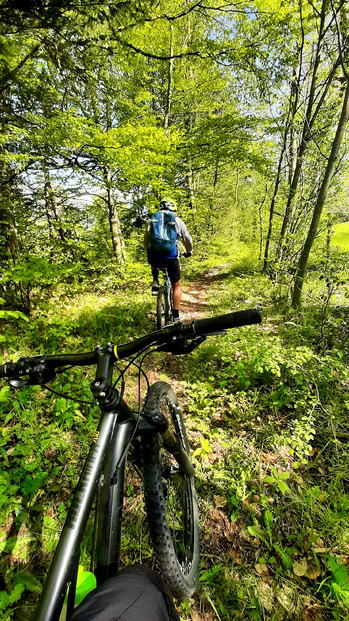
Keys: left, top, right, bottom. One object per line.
{"left": 144, "top": 198, "right": 193, "bottom": 321}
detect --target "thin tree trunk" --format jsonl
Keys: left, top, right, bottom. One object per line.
{"left": 104, "top": 167, "right": 126, "bottom": 264}
{"left": 263, "top": 143, "right": 286, "bottom": 271}
{"left": 0, "top": 147, "right": 19, "bottom": 263}
{"left": 277, "top": 0, "right": 328, "bottom": 261}
{"left": 207, "top": 162, "right": 219, "bottom": 233}
{"left": 164, "top": 23, "right": 174, "bottom": 132}
{"left": 288, "top": 50, "right": 301, "bottom": 184}
{"left": 292, "top": 81, "right": 349, "bottom": 307}
{"left": 263, "top": 40, "right": 304, "bottom": 272}
{"left": 43, "top": 161, "right": 66, "bottom": 242}
{"left": 44, "top": 178, "right": 55, "bottom": 239}
{"left": 186, "top": 163, "right": 196, "bottom": 213}
{"left": 49, "top": 184, "right": 66, "bottom": 243}
{"left": 258, "top": 183, "right": 268, "bottom": 261}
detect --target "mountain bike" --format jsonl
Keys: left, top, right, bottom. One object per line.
{"left": 156, "top": 267, "right": 173, "bottom": 328}
{"left": 0, "top": 308, "right": 261, "bottom": 621}
{"left": 155, "top": 253, "right": 191, "bottom": 329}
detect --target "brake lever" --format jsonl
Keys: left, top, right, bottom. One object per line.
{"left": 157, "top": 335, "right": 206, "bottom": 356}
{"left": 8, "top": 357, "right": 56, "bottom": 388}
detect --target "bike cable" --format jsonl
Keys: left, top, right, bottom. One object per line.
{"left": 42, "top": 365, "right": 96, "bottom": 406}
{"left": 110, "top": 345, "right": 157, "bottom": 485}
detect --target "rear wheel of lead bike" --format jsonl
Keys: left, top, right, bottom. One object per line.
{"left": 141, "top": 381, "right": 199, "bottom": 600}
{"left": 156, "top": 287, "right": 165, "bottom": 329}
{"left": 163, "top": 282, "right": 172, "bottom": 326}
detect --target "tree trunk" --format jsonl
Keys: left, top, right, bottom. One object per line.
{"left": 103, "top": 167, "right": 126, "bottom": 264}
{"left": 43, "top": 161, "right": 66, "bottom": 242}
{"left": 186, "top": 160, "right": 196, "bottom": 214}
{"left": 263, "top": 145, "right": 285, "bottom": 271}
{"left": 288, "top": 50, "right": 302, "bottom": 184}
{"left": 263, "top": 41, "right": 304, "bottom": 272}
{"left": 292, "top": 81, "right": 349, "bottom": 307}
{"left": 0, "top": 147, "right": 19, "bottom": 263}
{"left": 44, "top": 178, "right": 55, "bottom": 240}
{"left": 164, "top": 23, "right": 174, "bottom": 132}
{"left": 276, "top": 0, "right": 328, "bottom": 261}
{"left": 258, "top": 183, "right": 268, "bottom": 261}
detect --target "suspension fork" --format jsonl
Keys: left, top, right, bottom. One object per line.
{"left": 92, "top": 399, "right": 136, "bottom": 584}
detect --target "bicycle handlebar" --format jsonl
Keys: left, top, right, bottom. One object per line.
{"left": 192, "top": 307, "right": 261, "bottom": 336}
{"left": 0, "top": 307, "right": 261, "bottom": 383}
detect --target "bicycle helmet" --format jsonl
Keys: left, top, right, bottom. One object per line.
{"left": 159, "top": 198, "right": 177, "bottom": 212}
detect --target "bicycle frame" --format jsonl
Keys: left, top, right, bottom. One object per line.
{"left": 34, "top": 345, "right": 195, "bottom": 621}
{"left": 35, "top": 398, "right": 137, "bottom": 621}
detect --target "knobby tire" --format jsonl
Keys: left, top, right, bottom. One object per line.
{"left": 164, "top": 280, "right": 172, "bottom": 326}
{"left": 156, "top": 288, "right": 165, "bottom": 329}
{"left": 141, "top": 382, "right": 199, "bottom": 600}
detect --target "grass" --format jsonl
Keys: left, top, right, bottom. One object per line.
{"left": 332, "top": 222, "right": 349, "bottom": 251}
{"left": 1, "top": 239, "right": 349, "bottom": 620}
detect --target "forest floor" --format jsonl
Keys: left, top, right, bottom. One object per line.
{"left": 141, "top": 266, "right": 225, "bottom": 390}
{"left": 2, "top": 249, "right": 349, "bottom": 621}
{"left": 180, "top": 266, "right": 225, "bottom": 321}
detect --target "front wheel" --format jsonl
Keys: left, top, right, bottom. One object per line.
{"left": 141, "top": 382, "right": 199, "bottom": 600}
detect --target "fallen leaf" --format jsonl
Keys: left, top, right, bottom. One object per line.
{"left": 276, "top": 585, "right": 295, "bottom": 612}
{"left": 302, "top": 604, "right": 322, "bottom": 621}
{"left": 230, "top": 549, "right": 243, "bottom": 564}
{"left": 293, "top": 560, "right": 308, "bottom": 576}
{"left": 263, "top": 452, "right": 279, "bottom": 463}
{"left": 306, "top": 563, "right": 321, "bottom": 580}
{"left": 308, "top": 448, "right": 320, "bottom": 456}
{"left": 213, "top": 495, "right": 226, "bottom": 509}
{"left": 259, "top": 581, "right": 275, "bottom": 612}
{"left": 255, "top": 564, "right": 269, "bottom": 576}
{"left": 207, "top": 452, "right": 218, "bottom": 463}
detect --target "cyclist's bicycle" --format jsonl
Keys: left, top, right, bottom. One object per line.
{"left": 156, "top": 267, "right": 173, "bottom": 328}
{"left": 155, "top": 253, "right": 191, "bottom": 329}
{"left": 0, "top": 308, "right": 261, "bottom": 621}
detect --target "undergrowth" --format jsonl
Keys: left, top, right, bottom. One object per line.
{"left": 0, "top": 240, "right": 348, "bottom": 620}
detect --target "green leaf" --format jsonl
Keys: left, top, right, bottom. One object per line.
{"left": 263, "top": 509, "right": 273, "bottom": 531}
{"left": 0, "top": 386, "right": 11, "bottom": 403}
{"left": 329, "top": 557, "right": 349, "bottom": 586}
{"left": 264, "top": 476, "right": 276, "bottom": 483}
{"left": 278, "top": 481, "right": 291, "bottom": 495}
{"left": 274, "top": 544, "right": 293, "bottom": 569}
{"left": 16, "top": 571, "right": 42, "bottom": 594}
{"left": 248, "top": 526, "right": 269, "bottom": 546}
{"left": 8, "top": 583, "right": 25, "bottom": 604}
{"left": 279, "top": 471, "right": 290, "bottom": 480}
{"left": 0, "top": 591, "right": 9, "bottom": 611}
{"left": 270, "top": 465, "right": 278, "bottom": 477}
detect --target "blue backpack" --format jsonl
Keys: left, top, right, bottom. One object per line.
{"left": 148, "top": 210, "right": 178, "bottom": 255}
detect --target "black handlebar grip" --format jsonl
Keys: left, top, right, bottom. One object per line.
{"left": 192, "top": 307, "right": 262, "bottom": 336}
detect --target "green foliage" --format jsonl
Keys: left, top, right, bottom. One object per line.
{"left": 263, "top": 465, "right": 291, "bottom": 496}
{"left": 0, "top": 259, "right": 81, "bottom": 314}
{"left": 332, "top": 222, "right": 349, "bottom": 251}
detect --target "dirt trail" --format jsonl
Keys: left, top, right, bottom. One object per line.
{"left": 180, "top": 266, "right": 226, "bottom": 321}
{"left": 142, "top": 265, "right": 230, "bottom": 387}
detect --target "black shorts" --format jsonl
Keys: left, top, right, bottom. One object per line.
{"left": 70, "top": 565, "right": 179, "bottom": 621}
{"left": 149, "top": 257, "right": 180, "bottom": 284}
